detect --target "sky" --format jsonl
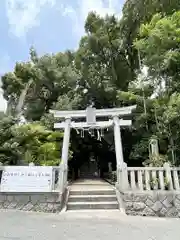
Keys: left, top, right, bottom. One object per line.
{"left": 0, "top": 0, "right": 124, "bottom": 112}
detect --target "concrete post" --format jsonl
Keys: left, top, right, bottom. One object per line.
{"left": 116, "top": 162, "right": 129, "bottom": 192}
{"left": 164, "top": 162, "right": 173, "bottom": 190}
{"left": 122, "top": 162, "right": 129, "bottom": 190}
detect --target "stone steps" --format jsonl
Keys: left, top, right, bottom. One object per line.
{"left": 70, "top": 190, "right": 115, "bottom": 195}
{"left": 67, "top": 179, "right": 119, "bottom": 211}
{"left": 68, "top": 195, "right": 117, "bottom": 202}
{"left": 67, "top": 201, "right": 118, "bottom": 210}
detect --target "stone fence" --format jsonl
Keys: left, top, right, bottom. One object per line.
{"left": 116, "top": 163, "right": 180, "bottom": 218}
{"left": 122, "top": 191, "right": 180, "bottom": 218}
{"left": 0, "top": 192, "right": 62, "bottom": 213}
{"left": 117, "top": 162, "right": 180, "bottom": 191}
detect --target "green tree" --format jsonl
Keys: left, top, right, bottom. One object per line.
{"left": 0, "top": 116, "right": 19, "bottom": 165}
{"left": 2, "top": 50, "right": 79, "bottom": 120}
{"left": 75, "top": 12, "right": 132, "bottom": 108}
{"left": 1, "top": 5, "right": 180, "bottom": 168}
{"left": 120, "top": 0, "right": 180, "bottom": 85}
{"left": 12, "top": 123, "right": 64, "bottom": 166}
{"left": 0, "top": 117, "right": 64, "bottom": 166}
{"left": 134, "top": 11, "right": 180, "bottom": 93}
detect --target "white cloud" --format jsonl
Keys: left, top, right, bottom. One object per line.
{"left": 6, "top": 0, "right": 122, "bottom": 39}
{"left": 62, "top": 0, "right": 122, "bottom": 37}
{"left": 6, "top": 0, "right": 56, "bottom": 38}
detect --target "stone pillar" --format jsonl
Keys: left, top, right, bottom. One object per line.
{"left": 113, "top": 115, "right": 124, "bottom": 168}
{"left": 58, "top": 118, "right": 71, "bottom": 193}
{"left": 113, "top": 115, "right": 127, "bottom": 190}
{"left": 61, "top": 118, "right": 71, "bottom": 167}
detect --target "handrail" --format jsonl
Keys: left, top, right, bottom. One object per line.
{"left": 127, "top": 167, "right": 180, "bottom": 171}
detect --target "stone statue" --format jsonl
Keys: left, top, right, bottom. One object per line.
{"left": 149, "top": 138, "right": 159, "bottom": 157}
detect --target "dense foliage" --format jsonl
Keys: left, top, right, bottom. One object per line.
{"left": 0, "top": 1, "right": 180, "bottom": 167}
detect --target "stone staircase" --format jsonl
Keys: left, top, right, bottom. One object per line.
{"left": 67, "top": 179, "right": 119, "bottom": 211}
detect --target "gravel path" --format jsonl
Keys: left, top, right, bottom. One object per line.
{"left": 0, "top": 209, "right": 179, "bottom": 240}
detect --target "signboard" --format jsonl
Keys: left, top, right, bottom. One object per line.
{"left": 0, "top": 166, "right": 53, "bottom": 192}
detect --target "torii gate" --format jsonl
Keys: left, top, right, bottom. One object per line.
{"left": 50, "top": 105, "right": 136, "bottom": 174}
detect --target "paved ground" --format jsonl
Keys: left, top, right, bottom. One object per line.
{"left": 0, "top": 209, "right": 179, "bottom": 240}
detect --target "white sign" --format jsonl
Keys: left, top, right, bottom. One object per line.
{"left": 0, "top": 166, "right": 53, "bottom": 192}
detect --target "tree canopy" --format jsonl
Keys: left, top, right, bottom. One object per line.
{"left": 1, "top": 1, "right": 180, "bottom": 167}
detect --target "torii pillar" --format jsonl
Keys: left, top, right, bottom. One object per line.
{"left": 113, "top": 115, "right": 124, "bottom": 168}
{"left": 113, "top": 115, "right": 128, "bottom": 190}
{"left": 61, "top": 118, "right": 71, "bottom": 168}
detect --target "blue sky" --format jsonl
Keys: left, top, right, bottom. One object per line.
{"left": 0, "top": 0, "right": 124, "bottom": 112}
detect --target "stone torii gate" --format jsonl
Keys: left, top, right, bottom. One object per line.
{"left": 50, "top": 105, "right": 136, "bottom": 189}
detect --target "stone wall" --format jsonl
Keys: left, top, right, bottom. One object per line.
{"left": 0, "top": 192, "right": 63, "bottom": 213}
{"left": 122, "top": 191, "right": 180, "bottom": 218}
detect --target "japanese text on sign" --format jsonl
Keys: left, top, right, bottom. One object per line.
{"left": 0, "top": 166, "right": 53, "bottom": 192}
